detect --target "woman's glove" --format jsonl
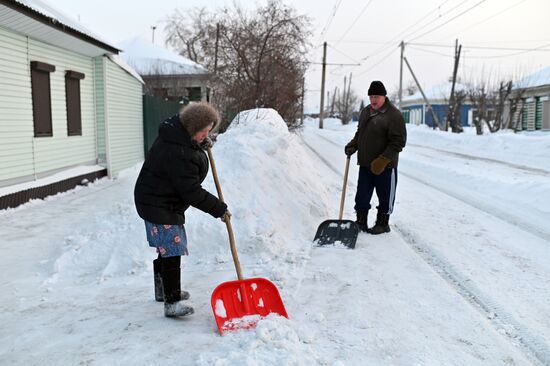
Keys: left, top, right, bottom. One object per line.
{"left": 221, "top": 210, "right": 232, "bottom": 222}
{"left": 370, "top": 155, "right": 391, "bottom": 175}
{"left": 200, "top": 136, "right": 213, "bottom": 150}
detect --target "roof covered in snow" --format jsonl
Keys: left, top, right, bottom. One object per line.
{"left": 513, "top": 66, "right": 550, "bottom": 89}
{"left": 402, "top": 81, "right": 469, "bottom": 105}
{"left": 1, "top": 0, "right": 119, "bottom": 56}
{"left": 118, "top": 37, "right": 209, "bottom": 76}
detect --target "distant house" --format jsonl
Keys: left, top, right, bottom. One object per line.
{"left": 400, "top": 82, "right": 472, "bottom": 128}
{"left": 118, "top": 37, "right": 210, "bottom": 102}
{"left": 509, "top": 67, "right": 550, "bottom": 131}
{"left": 0, "top": 0, "right": 144, "bottom": 209}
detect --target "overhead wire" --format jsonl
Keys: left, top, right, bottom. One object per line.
{"left": 353, "top": 0, "right": 469, "bottom": 75}
{"left": 403, "top": 0, "right": 471, "bottom": 41}
{"left": 407, "top": 45, "right": 454, "bottom": 58}
{"left": 408, "top": 0, "right": 487, "bottom": 42}
{"left": 435, "top": 0, "right": 529, "bottom": 42}
{"left": 334, "top": 0, "right": 375, "bottom": 47}
{"left": 328, "top": 44, "right": 362, "bottom": 64}
{"left": 317, "top": 0, "right": 344, "bottom": 43}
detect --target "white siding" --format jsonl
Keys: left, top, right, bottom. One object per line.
{"left": 104, "top": 58, "right": 143, "bottom": 177}
{"left": 94, "top": 57, "right": 106, "bottom": 165}
{"left": 28, "top": 38, "right": 97, "bottom": 174}
{"left": 526, "top": 101, "right": 536, "bottom": 131}
{"left": 0, "top": 26, "right": 98, "bottom": 187}
{"left": 0, "top": 27, "right": 34, "bottom": 182}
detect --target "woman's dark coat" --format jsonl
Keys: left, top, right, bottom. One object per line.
{"left": 134, "top": 115, "right": 226, "bottom": 225}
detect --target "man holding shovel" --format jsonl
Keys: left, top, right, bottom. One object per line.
{"left": 345, "top": 81, "right": 407, "bottom": 234}
{"left": 134, "top": 102, "right": 230, "bottom": 318}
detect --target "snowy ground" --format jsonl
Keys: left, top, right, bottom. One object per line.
{"left": 1, "top": 110, "right": 549, "bottom": 365}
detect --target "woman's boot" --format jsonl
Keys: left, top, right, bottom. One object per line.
{"left": 154, "top": 256, "right": 190, "bottom": 302}
{"left": 161, "top": 256, "right": 194, "bottom": 317}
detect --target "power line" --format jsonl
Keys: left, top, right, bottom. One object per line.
{"left": 354, "top": 0, "right": 466, "bottom": 73}
{"left": 356, "top": 46, "right": 399, "bottom": 77}
{"left": 409, "top": 0, "right": 487, "bottom": 42}
{"left": 407, "top": 45, "right": 454, "bottom": 58}
{"left": 461, "top": 42, "right": 550, "bottom": 59}
{"left": 317, "top": 0, "right": 344, "bottom": 43}
{"left": 334, "top": 0, "right": 375, "bottom": 46}
{"left": 401, "top": 0, "right": 470, "bottom": 43}
{"left": 390, "top": 0, "right": 453, "bottom": 42}
{"left": 328, "top": 44, "right": 363, "bottom": 64}
{"left": 435, "top": 0, "right": 529, "bottom": 41}
{"left": 408, "top": 42, "right": 550, "bottom": 52}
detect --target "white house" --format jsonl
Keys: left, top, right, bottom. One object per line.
{"left": 0, "top": 0, "right": 144, "bottom": 209}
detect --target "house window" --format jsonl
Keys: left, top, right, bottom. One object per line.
{"left": 30, "top": 61, "right": 55, "bottom": 137}
{"left": 65, "top": 70, "right": 85, "bottom": 136}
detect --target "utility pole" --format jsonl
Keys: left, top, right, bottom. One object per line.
{"left": 404, "top": 57, "right": 441, "bottom": 130}
{"left": 319, "top": 42, "right": 327, "bottom": 129}
{"left": 151, "top": 26, "right": 157, "bottom": 44}
{"left": 399, "top": 41, "right": 404, "bottom": 110}
{"left": 446, "top": 39, "right": 462, "bottom": 132}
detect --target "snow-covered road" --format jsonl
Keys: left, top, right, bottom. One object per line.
{"left": 1, "top": 112, "right": 548, "bottom": 365}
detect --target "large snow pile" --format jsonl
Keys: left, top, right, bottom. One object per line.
{"left": 51, "top": 108, "right": 335, "bottom": 284}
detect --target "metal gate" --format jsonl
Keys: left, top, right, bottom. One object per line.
{"left": 142, "top": 95, "right": 186, "bottom": 154}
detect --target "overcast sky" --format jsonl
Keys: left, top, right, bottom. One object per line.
{"left": 50, "top": 0, "right": 550, "bottom": 111}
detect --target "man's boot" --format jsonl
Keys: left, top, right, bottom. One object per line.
{"left": 368, "top": 212, "right": 390, "bottom": 235}
{"left": 161, "top": 257, "right": 194, "bottom": 317}
{"left": 356, "top": 211, "right": 369, "bottom": 232}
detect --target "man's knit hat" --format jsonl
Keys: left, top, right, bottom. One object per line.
{"left": 368, "top": 81, "right": 387, "bottom": 96}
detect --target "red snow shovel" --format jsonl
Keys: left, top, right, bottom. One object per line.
{"left": 313, "top": 156, "right": 359, "bottom": 249}
{"left": 207, "top": 147, "right": 288, "bottom": 334}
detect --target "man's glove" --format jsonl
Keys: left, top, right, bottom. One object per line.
{"left": 344, "top": 145, "right": 357, "bottom": 156}
{"left": 370, "top": 155, "right": 391, "bottom": 175}
{"left": 200, "top": 136, "right": 213, "bottom": 150}
{"left": 221, "top": 210, "right": 232, "bottom": 222}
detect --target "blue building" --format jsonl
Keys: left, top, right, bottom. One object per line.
{"left": 400, "top": 82, "right": 472, "bottom": 128}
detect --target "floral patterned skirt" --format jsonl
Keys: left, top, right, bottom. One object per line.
{"left": 144, "top": 221, "right": 188, "bottom": 258}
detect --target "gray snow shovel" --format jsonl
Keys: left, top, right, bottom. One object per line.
{"left": 314, "top": 156, "right": 359, "bottom": 249}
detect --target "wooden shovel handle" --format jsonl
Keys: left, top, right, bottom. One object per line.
{"left": 338, "top": 156, "right": 351, "bottom": 220}
{"left": 207, "top": 147, "right": 244, "bottom": 280}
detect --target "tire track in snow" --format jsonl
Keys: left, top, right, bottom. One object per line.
{"left": 395, "top": 224, "right": 550, "bottom": 366}
{"left": 408, "top": 143, "right": 550, "bottom": 177}
{"left": 301, "top": 130, "right": 550, "bottom": 366}
{"left": 399, "top": 169, "right": 550, "bottom": 243}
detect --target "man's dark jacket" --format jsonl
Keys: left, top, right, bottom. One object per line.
{"left": 346, "top": 98, "right": 407, "bottom": 168}
{"left": 134, "top": 115, "right": 227, "bottom": 225}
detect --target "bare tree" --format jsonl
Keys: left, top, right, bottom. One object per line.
{"left": 509, "top": 87, "right": 526, "bottom": 132}
{"left": 165, "top": 0, "right": 312, "bottom": 129}
{"left": 446, "top": 89, "right": 466, "bottom": 133}
{"left": 468, "top": 83, "right": 489, "bottom": 135}
{"left": 467, "top": 78, "right": 514, "bottom": 134}
{"left": 334, "top": 74, "right": 359, "bottom": 124}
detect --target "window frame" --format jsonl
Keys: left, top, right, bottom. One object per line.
{"left": 30, "top": 61, "right": 55, "bottom": 137}
{"left": 65, "top": 70, "right": 85, "bottom": 136}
